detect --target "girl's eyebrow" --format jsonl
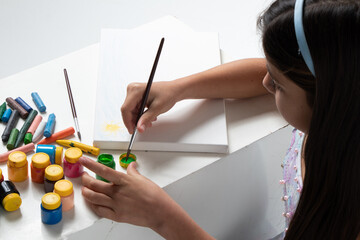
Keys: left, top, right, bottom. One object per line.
{"left": 266, "top": 64, "right": 284, "bottom": 85}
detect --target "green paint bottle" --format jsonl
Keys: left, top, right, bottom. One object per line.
{"left": 96, "top": 154, "right": 115, "bottom": 182}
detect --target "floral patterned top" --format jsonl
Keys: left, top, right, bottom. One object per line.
{"left": 281, "top": 129, "right": 304, "bottom": 232}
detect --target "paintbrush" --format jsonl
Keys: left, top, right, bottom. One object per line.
{"left": 64, "top": 69, "right": 82, "bottom": 141}
{"left": 125, "top": 37, "right": 165, "bottom": 161}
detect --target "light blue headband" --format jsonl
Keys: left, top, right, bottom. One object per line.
{"left": 294, "top": 0, "right": 316, "bottom": 77}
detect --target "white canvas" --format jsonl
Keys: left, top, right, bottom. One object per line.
{"left": 93, "top": 21, "right": 228, "bottom": 153}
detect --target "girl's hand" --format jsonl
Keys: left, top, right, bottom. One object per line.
{"left": 80, "top": 157, "right": 214, "bottom": 240}
{"left": 80, "top": 157, "right": 175, "bottom": 230}
{"left": 121, "top": 81, "right": 181, "bottom": 134}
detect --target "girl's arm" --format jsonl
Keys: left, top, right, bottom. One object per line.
{"left": 122, "top": 58, "right": 268, "bottom": 134}
{"left": 176, "top": 58, "right": 268, "bottom": 100}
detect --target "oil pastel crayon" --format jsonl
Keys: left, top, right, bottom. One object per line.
{"left": 1, "top": 109, "right": 12, "bottom": 123}
{"left": 2, "top": 110, "right": 20, "bottom": 142}
{"left": 56, "top": 140, "right": 100, "bottom": 156}
{"left": 31, "top": 92, "right": 46, "bottom": 113}
{"left": 15, "top": 97, "right": 33, "bottom": 113}
{"left": 33, "top": 121, "right": 47, "bottom": 143}
{"left": 0, "top": 143, "right": 35, "bottom": 163}
{"left": 6, "top": 97, "right": 28, "bottom": 119}
{"left": 0, "top": 102, "right": 6, "bottom": 122}
{"left": 38, "top": 127, "right": 75, "bottom": 145}
{"left": 44, "top": 114, "right": 56, "bottom": 138}
{"left": 7, "top": 128, "right": 19, "bottom": 150}
{"left": 14, "top": 110, "right": 38, "bottom": 148}
{"left": 24, "top": 115, "right": 43, "bottom": 144}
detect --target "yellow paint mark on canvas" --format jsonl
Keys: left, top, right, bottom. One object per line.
{"left": 105, "top": 123, "right": 121, "bottom": 132}
{"left": 102, "top": 123, "right": 122, "bottom": 133}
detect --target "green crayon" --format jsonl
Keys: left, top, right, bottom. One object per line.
{"left": 0, "top": 102, "right": 6, "bottom": 122}
{"left": 24, "top": 132, "right": 33, "bottom": 145}
{"left": 14, "top": 109, "right": 38, "bottom": 148}
{"left": 7, "top": 128, "right": 19, "bottom": 150}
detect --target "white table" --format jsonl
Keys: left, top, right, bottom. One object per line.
{"left": 0, "top": 1, "right": 291, "bottom": 239}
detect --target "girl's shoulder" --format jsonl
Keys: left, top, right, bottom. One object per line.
{"left": 285, "top": 129, "right": 304, "bottom": 155}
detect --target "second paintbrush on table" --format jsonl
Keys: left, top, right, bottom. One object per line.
{"left": 64, "top": 69, "right": 82, "bottom": 141}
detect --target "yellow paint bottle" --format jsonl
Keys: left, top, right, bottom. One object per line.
{"left": 0, "top": 168, "right": 3, "bottom": 182}
{"left": 55, "top": 147, "right": 63, "bottom": 166}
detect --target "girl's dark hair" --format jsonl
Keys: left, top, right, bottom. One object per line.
{"left": 258, "top": 0, "right": 360, "bottom": 239}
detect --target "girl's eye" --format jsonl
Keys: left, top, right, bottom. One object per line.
{"left": 271, "top": 78, "right": 282, "bottom": 91}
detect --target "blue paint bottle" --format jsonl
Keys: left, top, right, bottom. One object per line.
{"left": 1, "top": 109, "right": 12, "bottom": 123}
{"left": 36, "top": 144, "right": 56, "bottom": 164}
{"left": 31, "top": 92, "right": 46, "bottom": 113}
{"left": 41, "top": 193, "right": 62, "bottom": 225}
{"left": 44, "top": 114, "right": 56, "bottom": 138}
{"left": 15, "top": 97, "right": 33, "bottom": 113}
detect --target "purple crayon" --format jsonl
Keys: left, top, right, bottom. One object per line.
{"left": 15, "top": 97, "right": 33, "bottom": 113}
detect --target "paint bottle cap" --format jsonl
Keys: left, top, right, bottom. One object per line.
{"left": 8, "top": 151, "right": 27, "bottom": 168}
{"left": 41, "top": 193, "right": 61, "bottom": 210}
{"left": 24, "top": 132, "right": 33, "bottom": 145}
{"left": 54, "top": 180, "right": 73, "bottom": 197}
{"left": 45, "top": 165, "right": 64, "bottom": 181}
{"left": 2, "top": 193, "right": 22, "bottom": 211}
{"left": 65, "top": 147, "right": 82, "bottom": 163}
{"left": 55, "top": 147, "right": 63, "bottom": 165}
{"left": 31, "top": 153, "right": 50, "bottom": 168}
{"left": 97, "top": 154, "right": 115, "bottom": 169}
{"left": 119, "top": 153, "right": 137, "bottom": 169}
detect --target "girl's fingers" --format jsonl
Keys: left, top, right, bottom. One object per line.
{"left": 82, "top": 172, "right": 114, "bottom": 196}
{"left": 88, "top": 203, "right": 117, "bottom": 221}
{"left": 82, "top": 186, "right": 113, "bottom": 207}
{"left": 127, "top": 161, "right": 140, "bottom": 176}
{"left": 137, "top": 109, "right": 158, "bottom": 132}
{"left": 79, "top": 157, "right": 127, "bottom": 185}
{"left": 121, "top": 83, "right": 146, "bottom": 134}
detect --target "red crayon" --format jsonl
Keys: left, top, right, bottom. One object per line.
{"left": 38, "top": 127, "right": 75, "bottom": 145}
{"left": 0, "top": 143, "right": 35, "bottom": 163}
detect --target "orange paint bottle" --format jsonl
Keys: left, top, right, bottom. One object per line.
{"left": 7, "top": 151, "right": 28, "bottom": 182}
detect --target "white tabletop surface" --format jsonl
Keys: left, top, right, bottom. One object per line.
{"left": 0, "top": 0, "right": 287, "bottom": 239}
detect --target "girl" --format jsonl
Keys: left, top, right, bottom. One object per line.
{"left": 80, "top": 0, "right": 360, "bottom": 239}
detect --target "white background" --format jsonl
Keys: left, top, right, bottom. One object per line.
{"left": 0, "top": 0, "right": 272, "bottom": 79}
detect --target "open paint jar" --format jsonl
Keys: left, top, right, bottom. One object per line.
{"left": 119, "top": 153, "right": 137, "bottom": 169}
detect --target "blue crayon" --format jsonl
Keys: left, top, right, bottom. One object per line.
{"left": 31, "top": 92, "right": 46, "bottom": 113}
{"left": 44, "top": 113, "right": 56, "bottom": 138}
{"left": 15, "top": 97, "right": 33, "bottom": 113}
{"left": 1, "top": 109, "right": 12, "bottom": 123}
